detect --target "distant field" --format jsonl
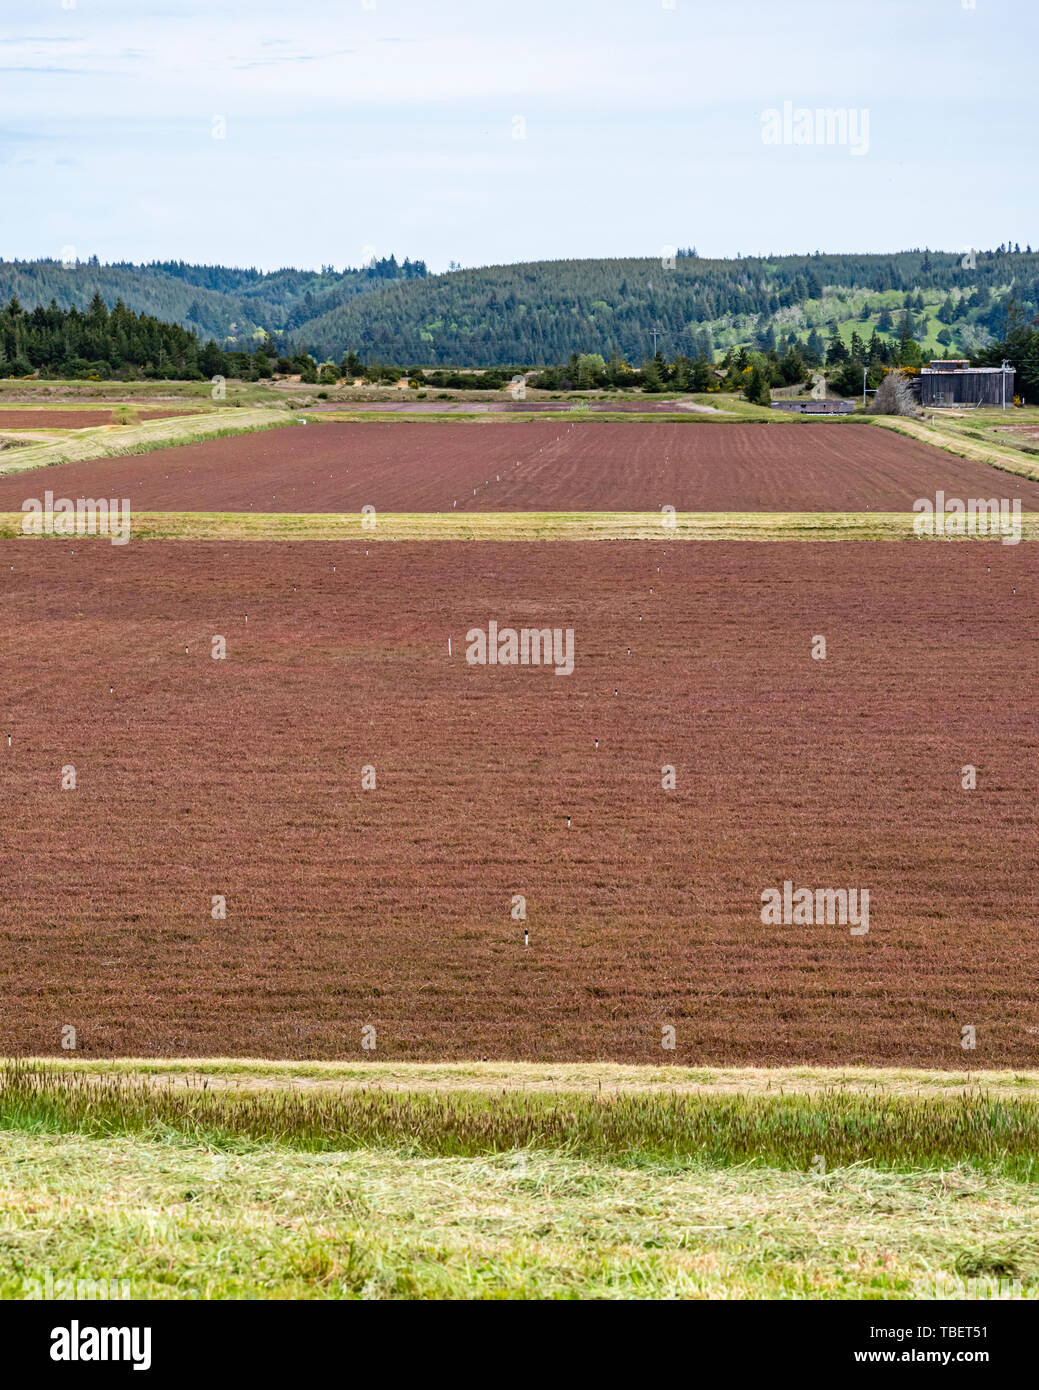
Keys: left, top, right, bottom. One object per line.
{"left": 310, "top": 399, "right": 732, "bottom": 414}
{"left": 3, "top": 420, "right": 1038, "bottom": 513}
{"left": 0, "top": 539, "right": 1034, "bottom": 1063}
{"left": 0, "top": 407, "right": 198, "bottom": 429}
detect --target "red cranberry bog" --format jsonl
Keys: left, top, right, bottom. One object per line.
{"left": 3, "top": 410, "right": 1039, "bottom": 1303}
{"left": 0, "top": 538, "right": 1036, "bottom": 1063}
{"left": 2, "top": 418, "right": 1039, "bottom": 513}
{"left": 0, "top": 407, "right": 197, "bottom": 429}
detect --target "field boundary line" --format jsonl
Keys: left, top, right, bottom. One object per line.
{"left": 1, "top": 509, "right": 1036, "bottom": 542}
{"left": 13, "top": 1057, "right": 1039, "bottom": 1097}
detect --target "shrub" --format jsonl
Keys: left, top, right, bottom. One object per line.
{"left": 868, "top": 370, "right": 917, "bottom": 416}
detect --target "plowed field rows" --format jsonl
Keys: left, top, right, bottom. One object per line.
{"left": 1, "top": 421, "right": 1036, "bottom": 512}
{"left": 1, "top": 539, "right": 1035, "bottom": 1063}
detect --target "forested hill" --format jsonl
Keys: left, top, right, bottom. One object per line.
{"left": 1, "top": 247, "right": 1036, "bottom": 367}
{"left": 302, "top": 249, "right": 1038, "bottom": 366}
{"left": 0, "top": 255, "right": 426, "bottom": 351}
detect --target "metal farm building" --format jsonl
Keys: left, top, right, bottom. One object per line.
{"left": 919, "top": 360, "right": 1015, "bottom": 407}
{"left": 771, "top": 399, "right": 856, "bottom": 414}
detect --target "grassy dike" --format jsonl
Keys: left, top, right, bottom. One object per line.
{"left": 1, "top": 1064, "right": 1037, "bottom": 1300}
{"left": 1, "top": 510, "right": 1037, "bottom": 542}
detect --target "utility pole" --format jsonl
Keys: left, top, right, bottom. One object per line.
{"left": 863, "top": 366, "right": 867, "bottom": 409}
{"left": 1002, "top": 358, "right": 1010, "bottom": 411}
{"left": 651, "top": 325, "right": 660, "bottom": 357}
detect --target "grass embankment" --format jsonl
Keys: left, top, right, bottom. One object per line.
{"left": 1, "top": 509, "right": 1035, "bottom": 542}
{"left": 5, "top": 1065, "right": 1039, "bottom": 1176}
{"left": 24, "top": 1058, "right": 1039, "bottom": 1095}
{"left": 0, "top": 379, "right": 284, "bottom": 406}
{"left": 870, "top": 415, "right": 1039, "bottom": 485}
{"left": 1, "top": 1064, "right": 1038, "bottom": 1299}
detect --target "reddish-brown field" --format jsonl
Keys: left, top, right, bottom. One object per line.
{"left": 308, "top": 399, "right": 714, "bottom": 412}
{"left": 1, "top": 420, "right": 1036, "bottom": 512}
{"left": 0, "top": 408, "right": 195, "bottom": 429}
{"left": 0, "top": 539, "right": 1035, "bottom": 1064}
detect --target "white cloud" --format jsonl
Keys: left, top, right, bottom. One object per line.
{"left": 0, "top": 0, "right": 1034, "bottom": 267}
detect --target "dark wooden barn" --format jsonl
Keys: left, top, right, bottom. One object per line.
{"left": 919, "top": 361, "right": 1015, "bottom": 407}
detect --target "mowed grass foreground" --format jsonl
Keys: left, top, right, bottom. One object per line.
{"left": 2, "top": 1064, "right": 1038, "bottom": 1299}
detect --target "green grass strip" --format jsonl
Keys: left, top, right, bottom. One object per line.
{"left": 4, "top": 1065, "right": 1039, "bottom": 1177}
{"left": 1, "top": 509, "right": 1036, "bottom": 542}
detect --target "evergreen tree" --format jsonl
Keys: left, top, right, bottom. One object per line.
{"left": 641, "top": 357, "right": 664, "bottom": 392}
{"left": 743, "top": 364, "right": 771, "bottom": 405}
{"left": 778, "top": 346, "right": 807, "bottom": 385}
{"left": 690, "top": 356, "right": 713, "bottom": 392}
{"left": 826, "top": 329, "right": 849, "bottom": 364}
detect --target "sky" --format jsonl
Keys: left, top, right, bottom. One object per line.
{"left": 0, "top": 0, "right": 1035, "bottom": 272}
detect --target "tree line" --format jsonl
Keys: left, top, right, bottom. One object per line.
{"left": 0, "top": 255, "right": 427, "bottom": 353}
{"left": 0, "top": 295, "right": 207, "bottom": 379}
{"left": 4, "top": 273, "right": 1037, "bottom": 403}
{"left": 3, "top": 248, "right": 1036, "bottom": 369}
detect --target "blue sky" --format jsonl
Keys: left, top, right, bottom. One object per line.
{"left": 0, "top": 0, "right": 1034, "bottom": 272}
